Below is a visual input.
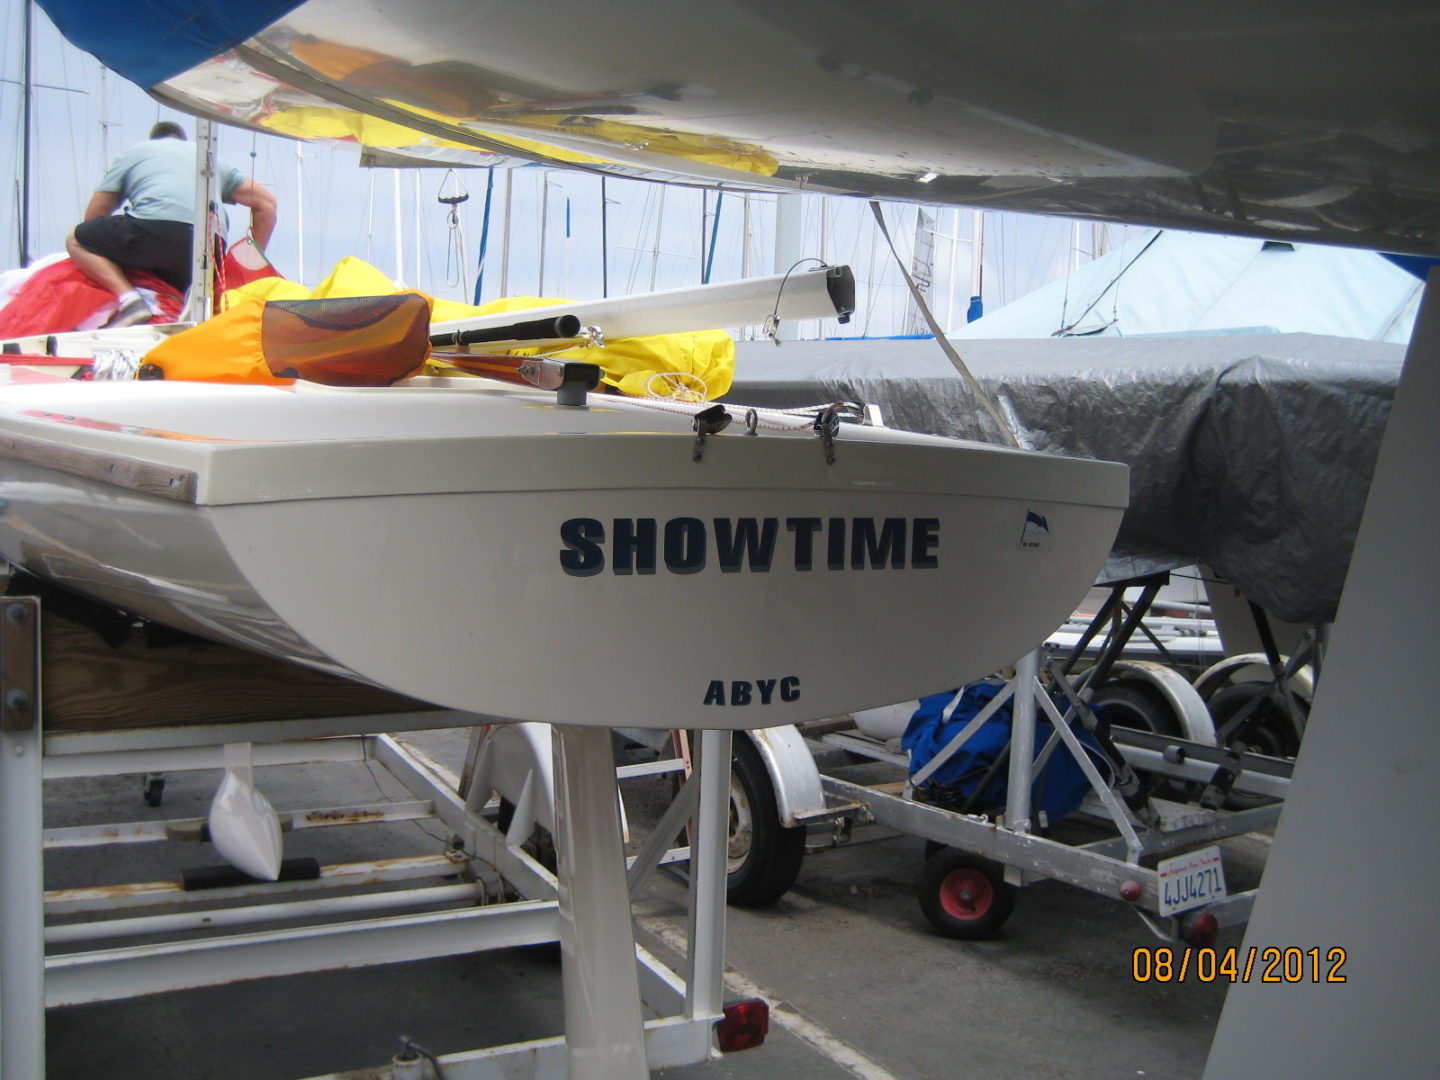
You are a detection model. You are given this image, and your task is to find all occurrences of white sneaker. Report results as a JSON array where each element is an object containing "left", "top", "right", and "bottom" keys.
[{"left": 105, "top": 297, "right": 153, "bottom": 328}]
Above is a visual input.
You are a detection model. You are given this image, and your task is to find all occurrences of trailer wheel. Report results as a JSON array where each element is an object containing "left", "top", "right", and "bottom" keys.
[
  {"left": 1207, "top": 682, "right": 1303, "bottom": 759},
  {"left": 1090, "top": 680, "right": 1186, "bottom": 797},
  {"left": 1090, "top": 680, "right": 1182, "bottom": 738},
  {"left": 918, "top": 849, "right": 1016, "bottom": 939},
  {"left": 725, "top": 734, "right": 806, "bottom": 907},
  {"left": 1207, "top": 682, "right": 1304, "bottom": 808}
]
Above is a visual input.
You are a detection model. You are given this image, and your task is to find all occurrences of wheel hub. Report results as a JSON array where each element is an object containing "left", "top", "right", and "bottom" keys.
[{"left": 940, "top": 868, "right": 993, "bottom": 919}]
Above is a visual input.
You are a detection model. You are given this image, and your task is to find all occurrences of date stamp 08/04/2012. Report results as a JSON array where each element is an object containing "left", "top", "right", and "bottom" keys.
[{"left": 1132, "top": 946, "right": 1348, "bottom": 984}]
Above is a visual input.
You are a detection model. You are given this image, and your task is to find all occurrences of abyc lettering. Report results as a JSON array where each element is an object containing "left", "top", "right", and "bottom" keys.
[{"left": 702, "top": 677, "right": 801, "bottom": 706}]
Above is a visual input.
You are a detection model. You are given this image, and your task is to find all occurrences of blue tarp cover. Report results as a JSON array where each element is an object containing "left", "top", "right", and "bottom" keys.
[{"left": 37, "top": 0, "right": 305, "bottom": 89}]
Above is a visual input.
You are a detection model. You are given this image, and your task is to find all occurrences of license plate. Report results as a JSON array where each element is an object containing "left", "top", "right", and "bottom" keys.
[{"left": 1157, "top": 845, "right": 1227, "bottom": 917}]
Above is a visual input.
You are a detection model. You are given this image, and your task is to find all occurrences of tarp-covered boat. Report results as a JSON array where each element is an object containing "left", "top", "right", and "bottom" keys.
[{"left": 724, "top": 332, "right": 1401, "bottom": 625}]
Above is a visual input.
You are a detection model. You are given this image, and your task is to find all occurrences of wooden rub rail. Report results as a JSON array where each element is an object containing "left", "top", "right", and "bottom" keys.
[
  {"left": 4, "top": 580, "right": 435, "bottom": 733},
  {"left": 0, "top": 431, "right": 198, "bottom": 503}
]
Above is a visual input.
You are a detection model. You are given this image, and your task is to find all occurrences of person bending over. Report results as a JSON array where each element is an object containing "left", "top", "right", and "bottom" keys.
[{"left": 66, "top": 121, "right": 277, "bottom": 327}]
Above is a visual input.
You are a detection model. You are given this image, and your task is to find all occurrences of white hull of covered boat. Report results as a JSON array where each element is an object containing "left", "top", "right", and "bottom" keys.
[{"left": 0, "top": 377, "right": 1126, "bottom": 728}]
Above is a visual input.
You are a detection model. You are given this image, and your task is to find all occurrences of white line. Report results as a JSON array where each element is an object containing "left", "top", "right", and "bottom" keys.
[{"left": 637, "top": 917, "right": 905, "bottom": 1080}]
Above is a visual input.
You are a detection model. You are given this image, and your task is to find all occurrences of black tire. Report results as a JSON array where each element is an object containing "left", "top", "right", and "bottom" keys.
[
  {"left": 918, "top": 849, "right": 1016, "bottom": 939},
  {"left": 1206, "top": 682, "right": 1303, "bottom": 758},
  {"left": 1090, "top": 680, "right": 1182, "bottom": 738},
  {"left": 1090, "top": 680, "right": 1187, "bottom": 799},
  {"left": 725, "top": 734, "right": 806, "bottom": 907},
  {"left": 1207, "top": 682, "right": 1304, "bottom": 808}
]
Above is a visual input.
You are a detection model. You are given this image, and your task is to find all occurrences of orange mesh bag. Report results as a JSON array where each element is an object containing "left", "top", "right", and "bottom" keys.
[
  {"left": 260, "top": 294, "right": 431, "bottom": 385},
  {"left": 143, "top": 294, "right": 432, "bottom": 386}
]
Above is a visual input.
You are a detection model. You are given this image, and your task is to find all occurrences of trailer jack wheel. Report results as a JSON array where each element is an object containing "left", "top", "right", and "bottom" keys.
[{"left": 919, "top": 849, "right": 1016, "bottom": 939}]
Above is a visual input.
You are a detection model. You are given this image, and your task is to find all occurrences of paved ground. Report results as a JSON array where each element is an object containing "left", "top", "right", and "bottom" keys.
[{"left": 35, "top": 727, "right": 1268, "bottom": 1080}]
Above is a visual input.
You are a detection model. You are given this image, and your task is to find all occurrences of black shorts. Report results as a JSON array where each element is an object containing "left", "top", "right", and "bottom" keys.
[{"left": 72, "top": 215, "right": 194, "bottom": 292}]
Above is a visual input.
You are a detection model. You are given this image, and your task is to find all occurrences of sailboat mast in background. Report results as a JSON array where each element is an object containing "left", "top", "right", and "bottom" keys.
[{"left": 18, "top": 0, "right": 33, "bottom": 267}]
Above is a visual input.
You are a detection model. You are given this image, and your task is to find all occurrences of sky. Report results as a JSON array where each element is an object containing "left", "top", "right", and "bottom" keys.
[{"left": 0, "top": 0, "right": 1119, "bottom": 338}]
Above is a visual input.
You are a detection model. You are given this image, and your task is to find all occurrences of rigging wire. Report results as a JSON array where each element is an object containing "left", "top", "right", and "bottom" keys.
[
  {"left": 1110, "top": 225, "right": 1133, "bottom": 327},
  {"left": 763, "top": 256, "right": 828, "bottom": 344},
  {"left": 1057, "top": 226, "right": 1076, "bottom": 336},
  {"left": 438, "top": 168, "right": 469, "bottom": 295},
  {"left": 364, "top": 168, "right": 375, "bottom": 265},
  {"left": 869, "top": 200, "right": 1020, "bottom": 448},
  {"left": 1055, "top": 228, "right": 1161, "bottom": 336}
]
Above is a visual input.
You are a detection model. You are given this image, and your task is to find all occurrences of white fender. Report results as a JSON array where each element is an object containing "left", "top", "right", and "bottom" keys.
[
  {"left": 470, "top": 723, "right": 557, "bottom": 835},
  {"left": 1193, "top": 653, "right": 1315, "bottom": 703},
  {"left": 208, "top": 742, "right": 284, "bottom": 881},
  {"left": 1101, "top": 660, "right": 1218, "bottom": 746},
  {"left": 852, "top": 700, "right": 919, "bottom": 741},
  {"left": 744, "top": 724, "right": 828, "bottom": 827}
]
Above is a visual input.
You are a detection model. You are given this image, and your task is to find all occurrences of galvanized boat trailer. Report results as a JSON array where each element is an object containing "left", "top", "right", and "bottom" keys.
[
  {"left": 0, "top": 590, "right": 749, "bottom": 1080},
  {"left": 801, "top": 576, "right": 1298, "bottom": 942},
  {"left": 815, "top": 645, "right": 1289, "bottom": 943},
  {"left": 577, "top": 574, "right": 1294, "bottom": 943}
]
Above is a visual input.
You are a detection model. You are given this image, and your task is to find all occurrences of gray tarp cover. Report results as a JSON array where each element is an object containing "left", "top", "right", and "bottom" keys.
[{"left": 723, "top": 333, "right": 1404, "bottom": 625}]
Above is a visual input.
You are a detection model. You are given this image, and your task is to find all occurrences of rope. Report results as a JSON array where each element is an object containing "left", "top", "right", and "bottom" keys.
[
  {"left": 643, "top": 371, "right": 708, "bottom": 403},
  {"left": 868, "top": 201, "right": 1020, "bottom": 448}
]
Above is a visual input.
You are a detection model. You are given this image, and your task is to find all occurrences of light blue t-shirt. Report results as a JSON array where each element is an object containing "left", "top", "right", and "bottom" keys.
[{"left": 97, "top": 138, "right": 248, "bottom": 223}]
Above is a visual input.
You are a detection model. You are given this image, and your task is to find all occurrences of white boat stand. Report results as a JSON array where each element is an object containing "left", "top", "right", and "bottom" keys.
[{"left": 0, "top": 594, "right": 743, "bottom": 1080}]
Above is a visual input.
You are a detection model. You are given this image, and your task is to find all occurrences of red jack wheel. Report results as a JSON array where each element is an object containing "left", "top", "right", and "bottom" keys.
[{"left": 918, "top": 850, "right": 1017, "bottom": 939}]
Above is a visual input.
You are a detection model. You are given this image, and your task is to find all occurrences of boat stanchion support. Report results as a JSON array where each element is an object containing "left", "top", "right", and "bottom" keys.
[
  {"left": 552, "top": 361, "right": 601, "bottom": 407},
  {"left": 0, "top": 593, "right": 43, "bottom": 1080},
  {"left": 551, "top": 724, "right": 650, "bottom": 1077}
]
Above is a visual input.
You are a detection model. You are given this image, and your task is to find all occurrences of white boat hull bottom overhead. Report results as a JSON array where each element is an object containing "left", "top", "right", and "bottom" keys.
[{"left": 0, "top": 378, "right": 1127, "bottom": 728}]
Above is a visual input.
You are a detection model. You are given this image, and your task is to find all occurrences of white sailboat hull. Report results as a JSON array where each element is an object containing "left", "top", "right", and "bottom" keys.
[{"left": 0, "top": 378, "right": 1126, "bottom": 728}]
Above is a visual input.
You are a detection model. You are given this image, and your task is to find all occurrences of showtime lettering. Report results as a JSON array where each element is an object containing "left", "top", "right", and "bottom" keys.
[{"left": 559, "top": 516, "right": 940, "bottom": 576}]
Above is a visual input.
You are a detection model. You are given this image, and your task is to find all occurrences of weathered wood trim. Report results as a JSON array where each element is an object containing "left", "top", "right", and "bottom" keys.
[
  {"left": 32, "top": 606, "right": 436, "bottom": 734},
  {"left": 0, "top": 431, "right": 197, "bottom": 502}
]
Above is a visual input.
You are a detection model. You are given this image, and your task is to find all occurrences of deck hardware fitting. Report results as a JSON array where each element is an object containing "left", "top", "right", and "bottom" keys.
[{"left": 691, "top": 404, "right": 732, "bottom": 461}]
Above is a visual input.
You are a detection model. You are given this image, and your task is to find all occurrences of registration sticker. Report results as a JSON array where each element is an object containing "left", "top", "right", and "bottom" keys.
[{"left": 1157, "top": 845, "right": 1227, "bottom": 917}]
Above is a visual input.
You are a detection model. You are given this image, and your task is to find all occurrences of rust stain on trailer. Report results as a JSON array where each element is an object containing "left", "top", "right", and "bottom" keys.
[
  {"left": 58, "top": 881, "right": 173, "bottom": 901},
  {"left": 303, "top": 808, "right": 387, "bottom": 825}
]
